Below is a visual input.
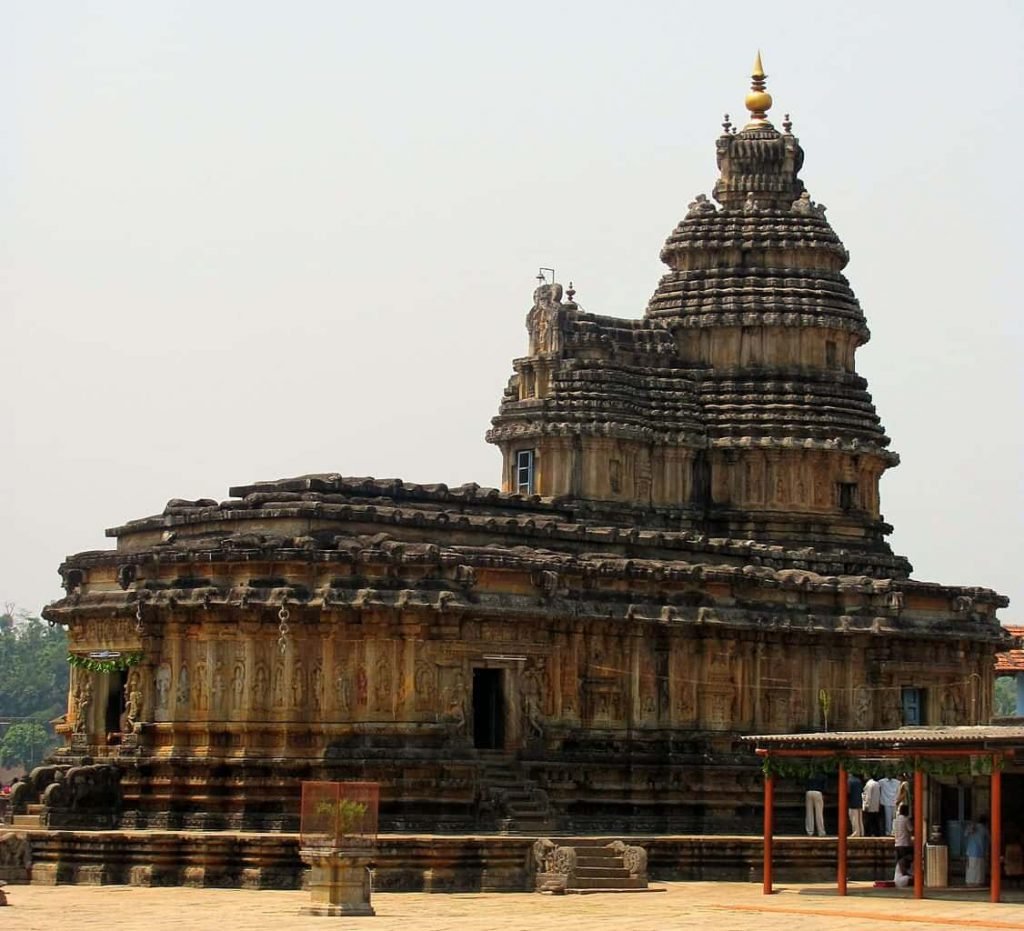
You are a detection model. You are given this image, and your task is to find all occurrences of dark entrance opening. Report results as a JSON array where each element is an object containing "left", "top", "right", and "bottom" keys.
[
  {"left": 105, "top": 670, "right": 128, "bottom": 738},
  {"left": 472, "top": 668, "right": 505, "bottom": 750}
]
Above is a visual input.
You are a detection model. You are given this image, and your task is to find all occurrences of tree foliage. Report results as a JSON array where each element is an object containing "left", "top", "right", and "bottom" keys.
[
  {"left": 0, "top": 608, "right": 69, "bottom": 767},
  {"left": 0, "top": 722, "right": 49, "bottom": 768},
  {"left": 994, "top": 676, "right": 1016, "bottom": 718}
]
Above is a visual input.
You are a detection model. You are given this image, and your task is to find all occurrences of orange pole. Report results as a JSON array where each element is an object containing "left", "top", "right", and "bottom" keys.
[
  {"left": 913, "top": 767, "right": 925, "bottom": 899},
  {"left": 837, "top": 763, "right": 848, "bottom": 896},
  {"left": 991, "top": 760, "right": 1002, "bottom": 904},
  {"left": 763, "top": 768, "right": 774, "bottom": 894}
]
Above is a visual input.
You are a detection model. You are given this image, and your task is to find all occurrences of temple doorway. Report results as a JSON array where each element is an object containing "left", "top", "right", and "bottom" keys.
[
  {"left": 104, "top": 670, "right": 127, "bottom": 739},
  {"left": 472, "top": 668, "right": 505, "bottom": 750}
]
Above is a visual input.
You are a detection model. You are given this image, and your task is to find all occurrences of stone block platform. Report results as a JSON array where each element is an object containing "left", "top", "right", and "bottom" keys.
[{"left": 10, "top": 831, "right": 895, "bottom": 891}]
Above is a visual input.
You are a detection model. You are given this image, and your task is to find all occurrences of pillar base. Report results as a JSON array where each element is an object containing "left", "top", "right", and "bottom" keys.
[{"left": 299, "top": 846, "right": 375, "bottom": 918}]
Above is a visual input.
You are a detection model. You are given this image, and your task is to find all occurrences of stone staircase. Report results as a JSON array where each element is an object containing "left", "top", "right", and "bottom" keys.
[
  {"left": 534, "top": 840, "right": 658, "bottom": 894},
  {"left": 477, "top": 752, "right": 554, "bottom": 834},
  {"left": 10, "top": 805, "right": 43, "bottom": 830}
]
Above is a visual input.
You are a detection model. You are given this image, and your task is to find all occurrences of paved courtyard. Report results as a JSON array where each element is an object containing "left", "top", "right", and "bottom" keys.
[{"left": 3, "top": 881, "right": 1024, "bottom": 931}]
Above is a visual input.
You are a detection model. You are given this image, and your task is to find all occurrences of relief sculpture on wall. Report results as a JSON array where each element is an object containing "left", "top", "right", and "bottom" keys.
[
  {"left": 414, "top": 658, "right": 437, "bottom": 712},
  {"left": 230, "top": 663, "right": 245, "bottom": 712},
  {"left": 521, "top": 661, "right": 546, "bottom": 741},
  {"left": 334, "top": 663, "right": 352, "bottom": 712},
  {"left": 155, "top": 663, "right": 171, "bottom": 717},
  {"left": 252, "top": 662, "right": 269, "bottom": 711},
  {"left": 176, "top": 664, "right": 190, "bottom": 710}
]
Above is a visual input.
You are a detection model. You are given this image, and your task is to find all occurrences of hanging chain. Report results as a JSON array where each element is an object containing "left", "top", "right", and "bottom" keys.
[
  {"left": 135, "top": 601, "right": 145, "bottom": 636},
  {"left": 277, "top": 606, "right": 290, "bottom": 654}
]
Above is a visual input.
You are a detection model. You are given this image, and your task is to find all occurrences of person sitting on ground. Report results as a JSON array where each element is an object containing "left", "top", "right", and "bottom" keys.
[
  {"left": 893, "top": 803, "right": 913, "bottom": 864},
  {"left": 894, "top": 854, "right": 913, "bottom": 888}
]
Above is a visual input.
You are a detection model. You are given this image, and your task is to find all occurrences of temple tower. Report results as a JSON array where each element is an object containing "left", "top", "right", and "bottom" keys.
[{"left": 488, "top": 55, "right": 898, "bottom": 558}]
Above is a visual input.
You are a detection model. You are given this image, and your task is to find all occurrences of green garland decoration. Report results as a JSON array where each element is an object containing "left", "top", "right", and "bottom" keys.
[
  {"left": 762, "top": 753, "right": 1003, "bottom": 781},
  {"left": 67, "top": 652, "right": 144, "bottom": 674}
]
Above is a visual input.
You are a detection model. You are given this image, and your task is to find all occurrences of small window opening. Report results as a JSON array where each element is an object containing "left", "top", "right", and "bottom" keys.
[
  {"left": 825, "top": 340, "right": 838, "bottom": 369},
  {"left": 837, "top": 482, "right": 859, "bottom": 511},
  {"left": 609, "top": 459, "right": 622, "bottom": 494},
  {"left": 515, "top": 450, "right": 535, "bottom": 495}
]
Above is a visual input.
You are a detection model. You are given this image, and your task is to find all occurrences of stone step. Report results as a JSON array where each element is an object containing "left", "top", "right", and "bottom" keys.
[
  {"left": 575, "top": 866, "right": 631, "bottom": 878},
  {"left": 27, "top": 804, "right": 45, "bottom": 815},
  {"left": 567, "top": 876, "right": 647, "bottom": 890},
  {"left": 12, "top": 814, "right": 41, "bottom": 828},
  {"left": 573, "top": 848, "right": 619, "bottom": 859}
]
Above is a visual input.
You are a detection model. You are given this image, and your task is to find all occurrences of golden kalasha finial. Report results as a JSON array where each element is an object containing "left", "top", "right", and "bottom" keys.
[{"left": 744, "top": 50, "right": 773, "bottom": 128}]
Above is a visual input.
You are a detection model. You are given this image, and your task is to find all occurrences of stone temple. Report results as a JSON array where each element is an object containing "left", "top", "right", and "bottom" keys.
[{"left": 41, "top": 59, "right": 1009, "bottom": 836}]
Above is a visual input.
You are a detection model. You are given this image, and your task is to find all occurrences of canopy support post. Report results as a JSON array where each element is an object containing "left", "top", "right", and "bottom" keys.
[
  {"left": 837, "top": 763, "right": 848, "bottom": 896},
  {"left": 991, "top": 758, "right": 1002, "bottom": 904},
  {"left": 763, "top": 762, "right": 774, "bottom": 895},
  {"left": 913, "top": 766, "right": 925, "bottom": 899}
]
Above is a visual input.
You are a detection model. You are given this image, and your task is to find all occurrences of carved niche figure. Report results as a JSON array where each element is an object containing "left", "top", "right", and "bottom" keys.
[
  {"left": 252, "top": 662, "right": 269, "bottom": 711},
  {"left": 356, "top": 666, "right": 368, "bottom": 707},
  {"left": 230, "top": 663, "right": 245, "bottom": 712},
  {"left": 414, "top": 659, "right": 437, "bottom": 711},
  {"left": 941, "top": 686, "right": 966, "bottom": 725},
  {"left": 125, "top": 669, "right": 144, "bottom": 723},
  {"left": 73, "top": 676, "right": 93, "bottom": 734},
  {"left": 193, "top": 661, "right": 208, "bottom": 712},
  {"left": 634, "top": 456, "right": 653, "bottom": 502},
  {"left": 272, "top": 660, "right": 285, "bottom": 708},
  {"left": 521, "top": 662, "right": 546, "bottom": 741},
  {"left": 526, "top": 282, "right": 564, "bottom": 356},
  {"left": 291, "top": 661, "right": 305, "bottom": 708},
  {"left": 853, "top": 685, "right": 872, "bottom": 729},
  {"left": 212, "top": 663, "right": 226, "bottom": 714},
  {"left": 125, "top": 689, "right": 143, "bottom": 731},
  {"left": 155, "top": 663, "right": 171, "bottom": 713},
  {"left": 311, "top": 664, "right": 323, "bottom": 712},
  {"left": 335, "top": 664, "right": 352, "bottom": 712},
  {"left": 176, "top": 664, "right": 190, "bottom": 709},
  {"left": 441, "top": 669, "right": 467, "bottom": 736},
  {"left": 373, "top": 656, "right": 392, "bottom": 711}
]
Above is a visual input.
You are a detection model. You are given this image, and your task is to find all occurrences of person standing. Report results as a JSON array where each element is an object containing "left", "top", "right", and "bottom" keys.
[
  {"left": 893, "top": 803, "right": 914, "bottom": 865},
  {"left": 878, "top": 774, "right": 900, "bottom": 835},
  {"left": 805, "top": 772, "right": 827, "bottom": 837},
  {"left": 965, "top": 816, "right": 990, "bottom": 886},
  {"left": 847, "top": 772, "right": 864, "bottom": 837},
  {"left": 863, "top": 775, "right": 882, "bottom": 837}
]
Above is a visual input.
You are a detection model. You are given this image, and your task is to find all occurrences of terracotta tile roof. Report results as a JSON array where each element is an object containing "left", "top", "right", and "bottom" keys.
[
  {"left": 995, "top": 626, "right": 1024, "bottom": 674},
  {"left": 742, "top": 725, "right": 1024, "bottom": 751}
]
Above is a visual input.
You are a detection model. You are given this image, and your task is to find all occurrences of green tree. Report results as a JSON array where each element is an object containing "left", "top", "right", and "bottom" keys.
[
  {"left": 0, "top": 612, "right": 69, "bottom": 722},
  {"left": 994, "top": 676, "right": 1017, "bottom": 718},
  {"left": 0, "top": 722, "right": 49, "bottom": 769}
]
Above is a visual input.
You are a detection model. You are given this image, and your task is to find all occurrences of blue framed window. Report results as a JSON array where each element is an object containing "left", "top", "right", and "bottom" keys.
[{"left": 901, "top": 687, "right": 925, "bottom": 726}]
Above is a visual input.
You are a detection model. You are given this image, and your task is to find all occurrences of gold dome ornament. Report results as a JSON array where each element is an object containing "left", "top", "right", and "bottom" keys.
[{"left": 743, "top": 50, "right": 774, "bottom": 130}]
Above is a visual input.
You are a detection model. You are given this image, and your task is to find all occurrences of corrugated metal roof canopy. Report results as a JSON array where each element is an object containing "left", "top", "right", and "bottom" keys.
[{"left": 743, "top": 725, "right": 1024, "bottom": 753}]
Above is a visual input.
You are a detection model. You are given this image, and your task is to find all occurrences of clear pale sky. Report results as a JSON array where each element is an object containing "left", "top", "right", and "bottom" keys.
[{"left": 3, "top": 2, "right": 1022, "bottom": 619}]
